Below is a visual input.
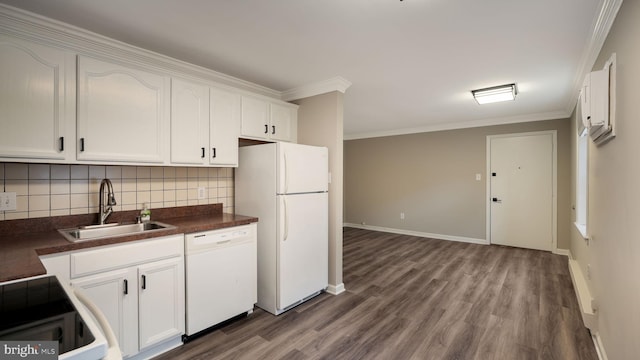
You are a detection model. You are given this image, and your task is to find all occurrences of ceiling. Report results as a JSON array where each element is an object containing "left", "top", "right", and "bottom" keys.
[{"left": 0, "top": 0, "right": 607, "bottom": 139}]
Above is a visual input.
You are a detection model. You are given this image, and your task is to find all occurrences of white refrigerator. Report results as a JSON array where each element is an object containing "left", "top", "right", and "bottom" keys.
[{"left": 235, "top": 142, "right": 329, "bottom": 315}]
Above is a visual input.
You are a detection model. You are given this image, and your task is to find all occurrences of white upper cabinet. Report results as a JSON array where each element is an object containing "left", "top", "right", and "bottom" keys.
[
  {"left": 270, "top": 103, "right": 297, "bottom": 142},
  {"left": 210, "top": 87, "right": 241, "bottom": 166},
  {"left": 0, "top": 35, "right": 75, "bottom": 162},
  {"left": 1, "top": 11, "right": 298, "bottom": 165},
  {"left": 170, "top": 82, "right": 240, "bottom": 167},
  {"left": 170, "top": 78, "right": 210, "bottom": 165},
  {"left": 241, "top": 96, "right": 297, "bottom": 143},
  {"left": 77, "top": 56, "right": 170, "bottom": 164},
  {"left": 240, "top": 96, "right": 270, "bottom": 139}
]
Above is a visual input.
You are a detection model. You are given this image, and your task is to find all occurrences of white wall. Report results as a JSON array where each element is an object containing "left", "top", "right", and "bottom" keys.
[
  {"left": 294, "top": 91, "right": 345, "bottom": 293},
  {"left": 345, "top": 119, "right": 572, "bottom": 248},
  {"left": 570, "top": 0, "right": 640, "bottom": 358}
]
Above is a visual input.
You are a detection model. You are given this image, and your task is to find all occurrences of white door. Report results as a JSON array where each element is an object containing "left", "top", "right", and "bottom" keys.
[
  {"left": 138, "top": 257, "right": 185, "bottom": 351},
  {"left": 277, "top": 192, "right": 328, "bottom": 310},
  {"left": 277, "top": 143, "right": 328, "bottom": 194},
  {"left": 489, "top": 132, "right": 554, "bottom": 251}
]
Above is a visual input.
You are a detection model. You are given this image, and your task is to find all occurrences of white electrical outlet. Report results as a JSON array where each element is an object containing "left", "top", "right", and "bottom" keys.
[
  {"left": 400, "top": 212, "right": 405, "bottom": 220},
  {"left": 0, "top": 192, "right": 17, "bottom": 211},
  {"left": 475, "top": 173, "right": 482, "bottom": 181},
  {"left": 197, "top": 187, "right": 206, "bottom": 200}
]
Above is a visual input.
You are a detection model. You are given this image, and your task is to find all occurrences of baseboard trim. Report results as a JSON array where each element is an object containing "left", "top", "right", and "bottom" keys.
[
  {"left": 592, "top": 331, "right": 609, "bottom": 360},
  {"left": 343, "top": 223, "right": 488, "bottom": 245},
  {"left": 553, "top": 248, "right": 570, "bottom": 256},
  {"left": 326, "top": 283, "right": 345, "bottom": 295},
  {"left": 568, "top": 259, "right": 598, "bottom": 331}
]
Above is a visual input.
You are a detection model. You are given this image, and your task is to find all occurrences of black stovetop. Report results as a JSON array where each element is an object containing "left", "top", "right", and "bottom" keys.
[{"left": 0, "top": 275, "right": 95, "bottom": 354}]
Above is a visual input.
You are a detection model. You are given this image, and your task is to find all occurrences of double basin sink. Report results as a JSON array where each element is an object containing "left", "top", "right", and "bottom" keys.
[{"left": 58, "top": 221, "right": 176, "bottom": 243}]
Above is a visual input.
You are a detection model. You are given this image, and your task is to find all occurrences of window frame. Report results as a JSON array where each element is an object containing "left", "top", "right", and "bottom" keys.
[{"left": 575, "top": 126, "right": 589, "bottom": 239}]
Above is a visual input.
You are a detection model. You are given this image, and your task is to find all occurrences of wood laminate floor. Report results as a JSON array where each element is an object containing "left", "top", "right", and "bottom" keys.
[{"left": 155, "top": 228, "right": 598, "bottom": 360}]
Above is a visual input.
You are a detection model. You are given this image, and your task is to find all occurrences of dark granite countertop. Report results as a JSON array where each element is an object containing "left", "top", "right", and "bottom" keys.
[{"left": 0, "top": 204, "right": 258, "bottom": 282}]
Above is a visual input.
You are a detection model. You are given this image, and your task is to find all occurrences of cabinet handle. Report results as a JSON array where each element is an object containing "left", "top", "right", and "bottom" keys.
[
  {"left": 80, "top": 138, "right": 85, "bottom": 152},
  {"left": 272, "top": 125, "right": 276, "bottom": 135},
  {"left": 59, "top": 137, "right": 64, "bottom": 152},
  {"left": 201, "top": 147, "right": 205, "bottom": 158},
  {"left": 264, "top": 124, "right": 268, "bottom": 134},
  {"left": 56, "top": 326, "right": 64, "bottom": 341},
  {"left": 141, "top": 275, "right": 146, "bottom": 290},
  {"left": 212, "top": 147, "right": 217, "bottom": 158},
  {"left": 123, "top": 279, "right": 128, "bottom": 295}
]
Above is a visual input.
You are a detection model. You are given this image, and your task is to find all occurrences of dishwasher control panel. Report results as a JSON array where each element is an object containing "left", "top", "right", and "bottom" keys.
[{"left": 185, "top": 224, "right": 255, "bottom": 253}]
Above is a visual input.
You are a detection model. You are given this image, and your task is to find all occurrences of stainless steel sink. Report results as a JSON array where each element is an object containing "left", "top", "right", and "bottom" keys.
[{"left": 58, "top": 221, "right": 176, "bottom": 243}]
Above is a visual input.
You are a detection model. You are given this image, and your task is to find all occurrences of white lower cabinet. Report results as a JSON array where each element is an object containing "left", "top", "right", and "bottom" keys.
[
  {"left": 69, "top": 235, "right": 185, "bottom": 359},
  {"left": 72, "top": 268, "right": 138, "bottom": 357},
  {"left": 137, "top": 258, "right": 185, "bottom": 351}
]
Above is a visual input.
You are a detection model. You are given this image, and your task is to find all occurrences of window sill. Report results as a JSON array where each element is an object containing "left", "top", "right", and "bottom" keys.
[{"left": 574, "top": 222, "right": 589, "bottom": 240}]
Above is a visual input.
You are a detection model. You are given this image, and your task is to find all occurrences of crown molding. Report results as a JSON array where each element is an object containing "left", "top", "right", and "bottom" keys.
[
  {"left": 0, "top": 3, "right": 282, "bottom": 99},
  {"left": 282, "top": 76, "right": 352, "bottom": 101},
  {"left": 565, "top": 0, "right": 623, "bottom": 114},
  {"left": 344, "top": 110, "right": 570, "bottom": 140}
]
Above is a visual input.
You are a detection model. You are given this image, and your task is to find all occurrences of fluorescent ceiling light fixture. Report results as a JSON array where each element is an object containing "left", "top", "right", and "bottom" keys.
[{"left": 472, "top": 83, "right": 517, "bottom": 104}]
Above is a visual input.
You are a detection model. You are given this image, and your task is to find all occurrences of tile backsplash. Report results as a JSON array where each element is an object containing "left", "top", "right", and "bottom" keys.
[{"left": 0, "top": 163, "right": 234, "bottom": 221}]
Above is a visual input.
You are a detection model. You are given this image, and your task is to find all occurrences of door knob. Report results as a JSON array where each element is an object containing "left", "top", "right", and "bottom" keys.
[{"left": 492, "top": 197, "right": 502, "bottom": 203}]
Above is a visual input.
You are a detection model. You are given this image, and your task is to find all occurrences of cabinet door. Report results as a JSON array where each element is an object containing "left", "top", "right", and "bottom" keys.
[
  {"left": 77, "top": 56, "right": 169, "bottom": 163},
  {"left": 0, "top": 35, "right": 75, "bottom": 161},
  {"left": 210, "top": 87, "right": 240, "bottom": 166},
  {"left": 171, "top": 78, "right": 209, "bottom": 165},
  {"left": 240, "top": 96, "right": 269, "bottom": 139},
  {"left": 138, "top": 257, "right": 185, "bottom": 351},
  {"left": 270, "top": 104, "right": 297, "bottom": 142},
  {"left": 71, "top": 268, "right": 138, "bottom": 357}
]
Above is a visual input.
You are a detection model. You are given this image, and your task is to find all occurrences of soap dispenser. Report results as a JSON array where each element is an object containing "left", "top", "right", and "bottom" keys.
[{"left": 140, "top": 203, "right": 151, "bottom": 222}]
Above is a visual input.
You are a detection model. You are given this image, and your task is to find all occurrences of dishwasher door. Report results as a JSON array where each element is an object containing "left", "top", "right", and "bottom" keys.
[{"left": 184, "top": 224, "right": 257, "bottom": 336}]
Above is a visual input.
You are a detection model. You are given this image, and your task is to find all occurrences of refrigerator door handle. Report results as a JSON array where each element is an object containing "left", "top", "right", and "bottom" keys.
[{"left": 283, "top": 197, "right": 289, "bottom": 241}]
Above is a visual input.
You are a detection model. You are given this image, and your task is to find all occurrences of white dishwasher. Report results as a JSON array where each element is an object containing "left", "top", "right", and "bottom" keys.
[{"left": 184, "top": 223, "right": 257, "bottom": 337}]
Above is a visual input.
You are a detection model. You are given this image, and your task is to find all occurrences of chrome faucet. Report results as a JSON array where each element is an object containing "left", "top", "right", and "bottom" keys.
[{"left": 98, "top": 178, "right": 117, "bottom": 225}]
